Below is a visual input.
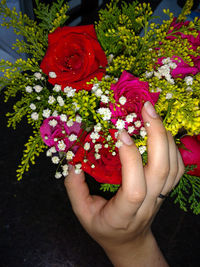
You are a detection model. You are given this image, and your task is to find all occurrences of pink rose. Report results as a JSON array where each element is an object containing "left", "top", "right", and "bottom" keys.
[
  {"left": 157, "top": 56, "right": 199, "bottom": 79},
  {"left": 109, "top": 71, "right": 159, "bottom": 134},
  {"left": 166, "top": 18, "right": 200, "bottom": 76},
  {"left": 179, "top": 135, "right": 200, "bottom": 177},
  {"left": 40, "top": 116, "right": 82, "bottom": 152}
]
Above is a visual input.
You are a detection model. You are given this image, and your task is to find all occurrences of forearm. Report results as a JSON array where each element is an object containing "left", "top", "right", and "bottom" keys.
[{"left": 103, "top": 232, "right": 169, "bottom": 267}]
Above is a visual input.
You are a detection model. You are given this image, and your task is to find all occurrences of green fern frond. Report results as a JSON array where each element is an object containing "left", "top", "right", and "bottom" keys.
[
  {"left": 16, "top": 131, "right": 47, "bottom": 181},
  {"left": 100, "top": 183, "right": 120, "bottom": 193}
]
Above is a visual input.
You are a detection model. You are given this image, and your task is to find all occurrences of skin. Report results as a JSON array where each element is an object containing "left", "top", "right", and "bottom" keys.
[{"left": 64, "top": 101, "right": 185, "bottom": 267}]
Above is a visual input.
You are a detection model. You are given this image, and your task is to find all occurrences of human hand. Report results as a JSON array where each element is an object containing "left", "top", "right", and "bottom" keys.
[{"left": 64, "top": 101, "right": 184, "bottom": 267}]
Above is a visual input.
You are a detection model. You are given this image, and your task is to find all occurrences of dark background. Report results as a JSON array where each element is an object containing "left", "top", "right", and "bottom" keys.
[{"left": 0, "top": 0, "right": 200, "bottom": 266}]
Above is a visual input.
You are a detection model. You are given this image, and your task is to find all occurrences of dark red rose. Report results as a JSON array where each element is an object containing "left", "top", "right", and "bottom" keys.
[
  {"left": 40, "top": 25, "right": 107, "bottom": 91},
  {"left": 70, "top": 129, "right": 122, "bottom": 184},
  {"left": 179, "top": 135, "right": 200, "bottom": 177}
]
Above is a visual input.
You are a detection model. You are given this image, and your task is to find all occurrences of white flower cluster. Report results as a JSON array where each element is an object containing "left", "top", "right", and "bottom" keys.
[
  {"left": 64, "top": 86, "right": 76, "bottom": 97},
  {"left": 97, "top": 107, "right": 112, "bottom": 121},
  {"left": 151, "top": 57, "right": 177, "bottom": 85}
]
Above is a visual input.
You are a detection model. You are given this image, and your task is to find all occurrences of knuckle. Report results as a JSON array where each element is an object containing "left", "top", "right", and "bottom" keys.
[{"left": 127, "top": 190, "right": 146, "bottom": 204}]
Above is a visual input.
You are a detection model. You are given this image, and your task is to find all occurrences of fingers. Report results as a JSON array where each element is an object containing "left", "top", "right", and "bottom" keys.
[
  {"left": 158, "top": 132, "right": 178, "bottom": 196},
  {"left": 64, "top": 166, "right": 92, "bottom": 222},
  {"left": 142, "top": 101, "right": 170, "bottom": 199},
  {"left": 104, "top": 130, "right": 146, "bottom": 223}
]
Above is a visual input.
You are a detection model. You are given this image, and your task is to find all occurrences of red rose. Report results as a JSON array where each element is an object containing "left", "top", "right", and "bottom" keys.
[
  {"left": 40, "top": 25, "right": 107, "bottom": 91},
  {"left": 179, "top": 135, "right": 200, "bottom": 177},
  {"left": 71, "top": 129, "right": 122, "bottom": 184}
]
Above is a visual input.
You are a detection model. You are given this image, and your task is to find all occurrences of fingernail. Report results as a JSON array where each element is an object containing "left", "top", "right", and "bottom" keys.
[
  {"left": 68, "top": 164, "right": 73, "bottom": 171},
  {"left": 144, "top": 101, "right": 158, "bottom": 118},
  {"left": 119, "top": 130, "right": 133, "bottom": 146}
]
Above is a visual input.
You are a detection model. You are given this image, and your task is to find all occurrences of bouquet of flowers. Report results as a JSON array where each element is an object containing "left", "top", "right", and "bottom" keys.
[{"left": 0, "top": 0, "right": 200, "bottom": 214}]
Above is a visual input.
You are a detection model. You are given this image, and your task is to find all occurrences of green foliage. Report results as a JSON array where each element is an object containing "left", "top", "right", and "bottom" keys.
[
  {"left": 95, "top": 0, "right": 153, "bottom": 55},
  {"left": 16, "top": 131, "right": 47, "bottom": 181},
  {"left": 34, "top": 0, "right": 69, "bottom": 33},
  {"left": 171, "top": 166, "right": 200, "bottom": 214},
  {"left": 100, "top": 183, "right": 120, "bottom": 193}
]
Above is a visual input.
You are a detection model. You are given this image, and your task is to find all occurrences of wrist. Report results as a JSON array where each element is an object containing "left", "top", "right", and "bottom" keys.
[{"left": 102, "top": 231, "right": 168, "bottom": 267}]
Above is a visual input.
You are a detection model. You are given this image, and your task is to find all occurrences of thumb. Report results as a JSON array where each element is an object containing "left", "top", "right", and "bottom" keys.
[{"left": 64, "top": 166, "right": 92, "bottom": 218}]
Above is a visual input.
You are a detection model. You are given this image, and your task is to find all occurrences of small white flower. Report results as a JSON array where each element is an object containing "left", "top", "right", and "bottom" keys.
[
  {"left": 186, "top": 86, "right": 193, "bottom": 92},
  {"left": 67, "top": 120, "right": 74, "bottom": 127},
  {"left": 25, "top": 86, "right": 33, "bottom": 93},
  {"left": 104, "top": 144, "right": 109, "bottom": 148},
  {"left": 126, "top": 113, "right": 136, "bottom": 123},
  {"left": 62, "top": 164, "right": 69, "bottom": 172},
  {"left": 50, "top": 146, "right": 56, "bottom": 153},
  {"left": 57, "top": 96, "right": 64, "bottom": 107},
  {"left": 101, "top": 95, "right": 109, "bottom": 103},
  {"left": 36, "top": 96, "right": 41, "bottom": 100},
  {"left": 90, "top": 132, "right": 100, "bottom": 140},
  {"left": 145, "top": 122, "right": 150, "bottom": 127},
  {"left": 83, "top": 159, "right": 88, "bottom": 163},
  {"left": 119, "top": 96, "right": 127, "bottom": 105},
  {"left": 95, "top": 153, "right": 101, "bottom": 160},
  {"left": 91, "top": 164, "right": 95, "bottom": 169},
  {"left": 73, "top": 102, "right": 80, "bottom": 111},
  {"left": 84, "top": 142, "right": 90, "bottom": 151},
  {"left": 166, "top": 93, "right": 173, "bottom": 99},
  {"left": 104, "top": 75, "right": 110, "bottom": 80},
  {"left": 108, "top": 54, "right": 114, "bottom": 64},
  {"left": 75, "top": 115, "right": 82, "bottom": 123},
  {"left": 168, "top": 62, "right": 177, "bottom": 69},
  {"left": 66, "top": 151, "right": 75, "bottom": 160},
  {"left": 116, "top": 119, "right": 125, "bottom": 130},
  {"left": 57, "top": 140, "right": 66, "bottom": 151},
  {"left": 34, "top": 85, "right": 43, "bottom": 93},
  {"left": 128, "top": 126, "right": 135, "bottom": 134},
  {"left": 184, "top": 76, "right": 193, "bottom": 85},
  {"left": 52, "top": 110, "right": 58, "bottom": 116},
  {"left": 94, "top": 144, "right": 102, "bottom": 151},
  {"left": 115, "top": 140, "right": 123, "bottom": 148},
  {"left": 156, "top": 87, "right": 162, "bottom": 92},
  {"left": 34, "top": 72, "right": 42, "bottom": 80},
  {"left": 53, "top": 84, "right": 61, "bottom": 92},
  {"left": 55, "top": 172, "right": 62, "bottom": 179},
  {"left": 95, "top": 89, "right": 103, "bottom": 97},
  {"left": 46, "top": 149, "right": 52, "bottom": 157},
  {"left": 166, "top": 75, "right": 175, "bottom": 85},
  {"left": 60, "top": 114, "right": 67, "bottom": 122},
  {"left": 91, "top": 83, "right": 100, "bottom": 91},
  {"left": 162, "top": 57, "right": 171, "bottom": 65},
  {"left": 145, "top": 71, "right": 153, "bottom": 78},
  {"left": 31, "top": 112, "right": 39, "bottom": 120},
  {"left": 64, "top": 87, "right": 76, "bottom": 97},
  {"left": 134, "top": 120, "right": 141, "bottom": 128},
  {"left": 48, "top": 119, "right": 58, "bottom": 127},
  {"left": 48, "top": 96, "right": 56, "bottom": 105},
  {"left": 106, "top": 135, "right": 112, "bottom": 141},
  {"left": 75, "top": 163, "right": 82, "bottom": 169},
  {"left": 97, "top": 108, "right": 112, "bottom": 121},
  {"left": 154, "top": 71, "right": 162, "bottom": 79},
  {"left": 112, "top": 151, "right": 116, "bottom": 156},
  {"left": 30, "top": 103, "right": 36, "bottom": 110},
  {"left": 139, "top": 146, "right": 146, "bottom": 154},
  {"left": 49, "top": 71, "right": 57, "bottom": 78},
  {"left": 62, "top": 170, "right": 69, "bottom": 177},
  {"left": 42, "top": 109, "right": 51, "bottom": 118},
  {"left": 52, "top": 156, "right": 60, "bottom": 164},
  {"left": 140, "top": 127, "right": 147, "bottom": 138},
  {"left": 94, "top": 123, "right": 102, "bottom": 132},
  {"left": 69, "top": 134, "right": 77, "bottom": 142}
]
